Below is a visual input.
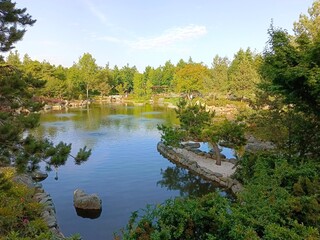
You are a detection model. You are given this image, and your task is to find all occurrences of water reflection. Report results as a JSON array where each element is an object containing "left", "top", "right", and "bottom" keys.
[
  {"left": 158, "top": 165, "right": 221, "bottom": 197},
  {"left": 75, "top": 208, "right": 102, "bottom": 219},
  {"left": 30, "top": 103, "right": 212, "bottom": 239},
  {"left": 37, "top": 104, "right": 177, "bottom": 136}
]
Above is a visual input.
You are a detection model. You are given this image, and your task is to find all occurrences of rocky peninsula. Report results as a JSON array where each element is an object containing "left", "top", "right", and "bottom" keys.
[{"left": 157, "top": 142, "right": 243, "bottom": 195}]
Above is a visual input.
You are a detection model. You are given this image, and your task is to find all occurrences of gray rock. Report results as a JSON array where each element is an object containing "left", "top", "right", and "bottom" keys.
[
  {"left": 182, "top": 142, "right": 200, "bottom": 149},
  {"left": 198, "top": 151, "right": 206, "bottom": 156},
  {"left": 213, "top": 172, "right": 223, "bottom": 177},
  {"left": 245, "top": 136, "right": 275, "bottom": 152},
  {"left": 31, "top": 171, "right": 48, "bottom": 181},
  {"left": 191, "top": 149, "right": 202, "bottom": 154},
  {"left": 73, "top": 189, "right": 102, "bottom": 210},
  {"left": 34, "top": 182, "right": 43, "bottom": 189},
  {"left": 12, "top": 174, "right": 35, "bottom": 188},
  {"left": 231, "top": 183, "right": 243, "bottom": 194},
  {"left": 39, "top": 196, "right": 53, "bottom": 204},
  {"left": 44, "top": 214, "right": 57, "bottom": 228},
  {"left": 34, "top": 193, "right": 48, "bottom": 202}
]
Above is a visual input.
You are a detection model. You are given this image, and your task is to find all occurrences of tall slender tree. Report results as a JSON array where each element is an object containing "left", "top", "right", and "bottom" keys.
[{"left": 76, "top": 53, "right": 98, "bottom": 99}]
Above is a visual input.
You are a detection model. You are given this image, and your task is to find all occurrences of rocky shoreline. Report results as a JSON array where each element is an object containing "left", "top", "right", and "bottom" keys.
[
  {"left": 13, "top": 173, "right": 65, "bottom": 239},
  {"left": 157, "top": 142, "right": 243, "bottom": 195}
]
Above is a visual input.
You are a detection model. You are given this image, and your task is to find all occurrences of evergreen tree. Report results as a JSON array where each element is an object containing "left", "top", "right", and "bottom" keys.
[
  {"left": 228, "top": 48, "right": 260, "bottom": 100},
  {"left": 0, "top": 1, "right": 91, "bottom": 173},
  {"left": 210, "top": 55, "right": 230, "bottom": 97},
  {"left": 0, "top": 0, "right": 36, "bottom": 52}
]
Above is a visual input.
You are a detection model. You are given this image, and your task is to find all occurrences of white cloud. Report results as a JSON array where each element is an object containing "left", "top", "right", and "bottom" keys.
[
  {"left": 83, "top": 0, "right": 109, "bottom": 26},
  {"left": 130, "top": 24, "right": 207, "bottom": 50}
]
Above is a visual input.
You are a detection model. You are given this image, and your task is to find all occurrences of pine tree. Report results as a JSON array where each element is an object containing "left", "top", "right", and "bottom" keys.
[
  {"left": 0, "top": 0, "right": 36, "bottom": 52},
  {"left": 0, "top": 1, "right": 91, "bottom": 173}
]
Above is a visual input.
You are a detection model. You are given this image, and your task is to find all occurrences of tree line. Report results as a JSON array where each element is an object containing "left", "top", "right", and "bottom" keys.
[{"left": 4, "top": 48, "right": 261, "bottom": 101}]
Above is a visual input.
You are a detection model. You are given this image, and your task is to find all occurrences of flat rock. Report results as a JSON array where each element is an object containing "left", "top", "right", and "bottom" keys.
[{"left": 182, "top": 142, "right": 201, "bottom": 149}]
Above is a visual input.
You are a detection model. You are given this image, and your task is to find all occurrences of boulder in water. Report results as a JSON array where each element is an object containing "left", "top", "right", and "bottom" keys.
[{"left": 73, "top": 189, "right": 102, "bottom": 210}]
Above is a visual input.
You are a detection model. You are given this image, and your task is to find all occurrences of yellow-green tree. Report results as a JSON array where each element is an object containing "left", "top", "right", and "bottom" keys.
[
  {"left": 76, "top": 53, "right": 98, "bottom": 99},
  {"left": 173, "top": 63, "right": 210, "bottom": 99},
  {"left": 294, "top": 0, "right": 320, "bottom": 42}
]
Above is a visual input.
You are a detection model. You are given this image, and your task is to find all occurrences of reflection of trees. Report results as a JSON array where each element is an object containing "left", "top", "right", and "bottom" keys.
[
  {"left": 158, "top": 166, "right": 221, "bottom": 197},
  {"left": 32, "top": 104, "right": 177, "bottom": 150}
]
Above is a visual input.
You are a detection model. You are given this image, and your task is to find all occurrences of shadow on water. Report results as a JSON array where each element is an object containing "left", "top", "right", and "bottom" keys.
[
  {"left": 158, "top": 165, "right": 230, "bottom": 198},
  {"left": 75, "top": 208, "right": 102, "bottom": 219}
]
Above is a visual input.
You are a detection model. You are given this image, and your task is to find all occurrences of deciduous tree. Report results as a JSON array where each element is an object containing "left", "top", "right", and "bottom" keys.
[
  {"left": 173, "top": 63, "right": 210, "bottom": 99},
  {"left": 76, "top": 53, "right": 98, "bottom": 99}
]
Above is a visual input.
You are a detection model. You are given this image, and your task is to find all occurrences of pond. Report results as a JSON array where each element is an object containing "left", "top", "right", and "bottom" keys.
[{"left": 32, "top": 103, "right": 227, "bottom": 239}]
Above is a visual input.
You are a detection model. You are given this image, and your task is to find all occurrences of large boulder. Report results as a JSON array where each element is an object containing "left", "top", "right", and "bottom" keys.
[{"left": 73, "top": 189, "right": 102, "bottom": 210}]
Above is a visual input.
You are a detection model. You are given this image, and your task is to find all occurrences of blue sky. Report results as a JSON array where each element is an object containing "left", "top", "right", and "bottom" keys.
[{"left": 12, "top": 0, "right": 314, "bottom": 71}]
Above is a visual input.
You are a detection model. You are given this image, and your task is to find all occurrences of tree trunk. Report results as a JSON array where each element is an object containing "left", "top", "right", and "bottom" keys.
[
  {"left": 212, "top": 142, "right": 221, "bottom": 165},
  {"left": 86, "top": 85, "right": 89, "bottom": 100}
]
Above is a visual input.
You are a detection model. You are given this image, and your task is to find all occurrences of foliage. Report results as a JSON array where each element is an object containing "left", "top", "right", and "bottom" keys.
[
  {"left": 209, "top": 55, "right": 230, "bottom": 97},
  {"left": 119, "top": 152, "right": 320, "bottom": 240},
  {"left": 293, "top": 0, "right": 320, "bottom": 42},
  {"left": 215, "top": 120, "right": 247, "bottom": 150},
  {"left": 0, "top": 169, "right": 83, "bottom": 240},
  {"left": 175, "top": 99, "right": 214, "bottom": 139},
  {"left": 228, "top": 48, "right": 261, "bottom": 100},
  {"left": 157, "top": 124, "right": 185, "bottom": 147},
  {"left": 173, "top": 63, "right": 210, "bottom": 99},
  {"left": 118, "top": 192, "right": 231, "bottom": 240},
  {"left": 0, "top": 2, "right": 91, "bottom": 176},
  {"left": 261, "top": 24, "right": 320, "bottom": 116},
  {"left": 120, "top": 2, "right": 320, "bottom": 239},
  {"left": 158, "top": 98, "right": 246, "bottom": 165},
  {"left": 0, "top": 0, "right": 36, "bottom": 52},
  {"left": 75, "top": 53, "right": 99, "bottom": 99},
  {"left": 0, "top": 169, "right": 49, "bottom": 239}
]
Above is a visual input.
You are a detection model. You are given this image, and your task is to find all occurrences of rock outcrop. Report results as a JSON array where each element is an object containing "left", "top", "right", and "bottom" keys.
[{"left": 13, "top": 173, "right": 64, "bottom": 239}]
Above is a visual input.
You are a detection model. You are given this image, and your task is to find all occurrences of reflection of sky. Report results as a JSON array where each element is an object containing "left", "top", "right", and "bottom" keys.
[{"left": 199, "top": 142, "right": 235, "bottom": 159}]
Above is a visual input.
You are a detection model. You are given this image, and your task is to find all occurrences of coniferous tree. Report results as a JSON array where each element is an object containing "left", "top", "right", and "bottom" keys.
[
  {"left": 0, "top": 1, "right": 91, "bottom": 172},
  {"left": 0, "top": 0, "right": 36, "bottom": 52}
]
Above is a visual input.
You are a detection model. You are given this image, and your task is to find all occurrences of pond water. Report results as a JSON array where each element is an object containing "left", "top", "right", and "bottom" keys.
[{"left": 32, "top": 103, "right": 226, "bottom": 239}]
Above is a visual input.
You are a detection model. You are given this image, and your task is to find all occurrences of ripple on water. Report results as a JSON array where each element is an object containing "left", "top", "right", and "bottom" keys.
[
  {"left": 106, "top": 114, "right": 133, "bottom": 120},
  {"left": 137, "top": 117, "right": 164, "bottom": 123},
  {"left": 87, "top": 132, "right": 108, "bottom": 137},
  {"left": 54, "top": 113, "right": 77, "bottom": 118},
  {"left": 43, "top": 121, "right": 72, "bottom": 127},
  {"left": 141, "top": 111, "right": 162, "bottom": 115}
]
